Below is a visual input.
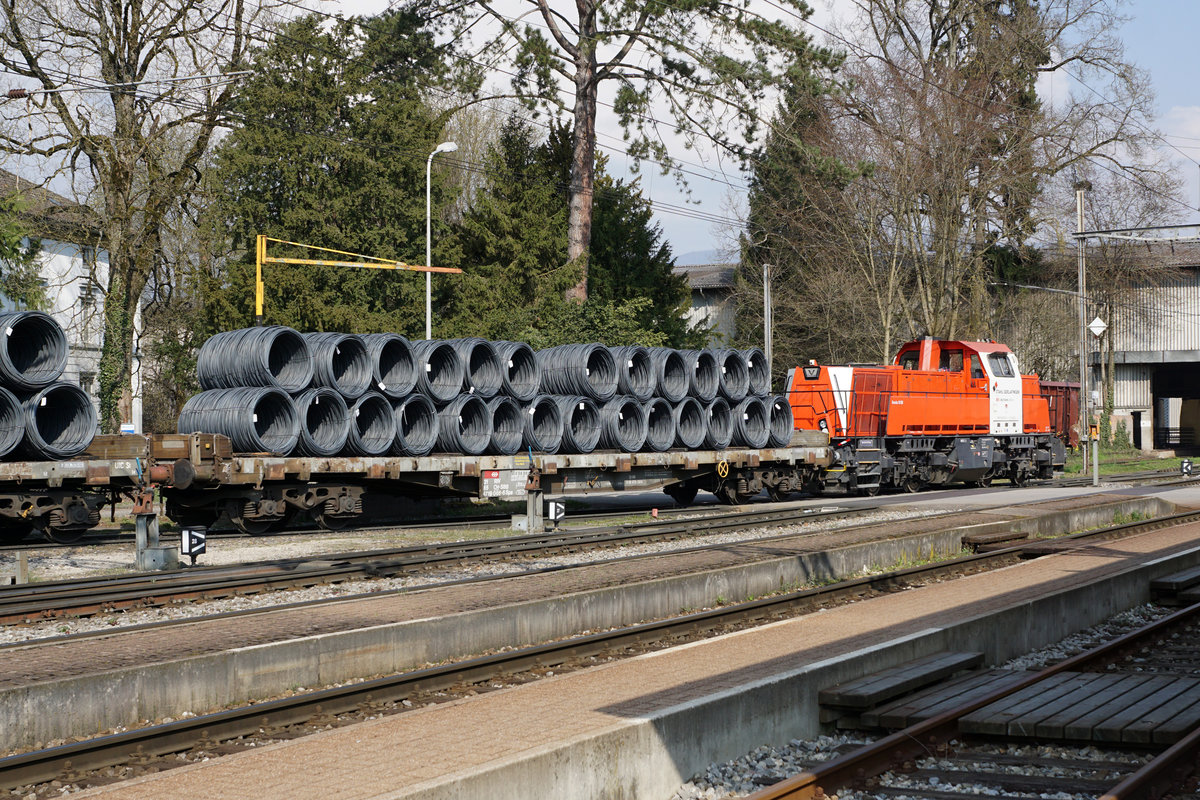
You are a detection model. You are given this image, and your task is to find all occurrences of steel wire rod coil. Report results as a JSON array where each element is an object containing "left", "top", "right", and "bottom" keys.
[
  {"left": 196, "top": 326, "right": 312, "bottom": 392},
  {"left": 642, "top": 397, "right": 676, "bottom": 452},
  {"left": 390, "top": 393, "right": 439, "bottom": 457},
  {"left": 362, "top": 333, "right": 418, "bottom": 398},
  {"left": 486, "top": 395, "right": 525, "bottom": 455},
  {"left": 177, "top": 387, "right": 299, "bottom": 455},
  {"left": 609, "top": 345, "right": 655, "bottom": 401},
  {"left": 493, "top": 340, "right": 541, "bottom": 402},
  {"left": 646, "top": 347, "right": 688, "bottom": 403},
  {"left": 703, "top": 398, "right": 733, "bottom": 450},
  {"left": 343, "top": 392, "right": 395, "bottom": 456},
  {"left": 598, "top": 395, "right": 648, "bottom": 452},
  {"left": 767, "top": 394, "right": 794, "bottom": 447},
  {"left": 17, "top": 382, "right": 97, "bottom": 460},
  {"left": 538, "top": 344, "right": 618, "bottom": 402},
  {"left": 679, "top": 349, "right": 719, "bottom": 402},
  {"left": 553, "top": 394, "right": 601, "bottom": 454},
  {"left": 0, "top": 386, "right": 22, "bottom": 458},
  {"left": 436, "top": 394, "right": 493, "bottom": 455},
  {"left": 292, "top": 388, "right": 350, "bottom": 457},
  {"left": 411, "top": 340, "right": 466, "bottom": 403},
  {"left": 731, "top": 396, "right": 770, "bottom": 448},
  {"left": 743, "top": 347, "right": 770, "bottom": 396},
  {"left": 304, "top": 332, "right": 373, "bottom": 399},
  {"left": 672, "top": 396, "right": 707, "bottom": 450},
  {"left": 523, "top": 394, "right": 563, "bottom": 454},
  {"left": 714, "top": 348, "right": 750, "bottom": 402},
  {"left": 0, "top": 311, "right": 68, "bottom": 392},
  {"left": 448, "top": 337, "right": 503, "bottom": 399}
]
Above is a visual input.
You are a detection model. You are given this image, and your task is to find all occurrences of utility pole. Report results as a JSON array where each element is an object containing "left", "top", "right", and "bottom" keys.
[
  {"left": 763, "top": 263, "right": 773, "bottom": 388},
  {"left": 1075, "top": 180, "right": 1091, "bottom": 474}
]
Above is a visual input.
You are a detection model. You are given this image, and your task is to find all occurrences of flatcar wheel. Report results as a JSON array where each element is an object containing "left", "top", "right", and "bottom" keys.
[
  {"left": 227, "top": 503, "right": 280, "bottom": 536},
  {"left": 856, "top": 484, "right": 881, "bottom": 497},
  {"left": 767, "top": 487, "right": 790, "bottom": 503},
  {"left": 1010, "top": 471, "right": 1029, "bottom": 488},
  {"left": 902, "top": 476, "right": 924, "bottom": 494},
  {"left": 312, "top": 511, "right": 353, "bottom": 532},
  {"left": 42, "top": 525, "right": 88, "bottom": 545}
]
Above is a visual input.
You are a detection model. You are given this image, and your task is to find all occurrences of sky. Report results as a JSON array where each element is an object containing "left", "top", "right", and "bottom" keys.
[{"left": 103, "top": 0, "right": 1200, "bottom": 267}]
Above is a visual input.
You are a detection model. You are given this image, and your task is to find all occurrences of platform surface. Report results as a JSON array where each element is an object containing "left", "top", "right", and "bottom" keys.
[{"left": 72, "top": 488, "right": 1200, "bottom": 800}]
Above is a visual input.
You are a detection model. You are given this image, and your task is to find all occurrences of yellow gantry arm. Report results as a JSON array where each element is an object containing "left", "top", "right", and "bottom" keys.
[{"left": 253, "top": 235, "right": 462, "bottom": 325}]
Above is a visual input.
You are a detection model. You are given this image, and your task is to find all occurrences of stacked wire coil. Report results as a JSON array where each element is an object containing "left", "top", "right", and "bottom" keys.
[
  {"left": 0, "top": 312, "right": 96, "bottom": 460},
  {"left": 362, "top": 333, "right": 418, "bottom": 399},
  {"left": 197, "top": 326, "right": 313, "bottom": 392},
  {"left": 181, "top": 326, "right": 783, "bottom": 458},
  {"left": 178, "top": 387, "right": 300, "bottom": 454}
]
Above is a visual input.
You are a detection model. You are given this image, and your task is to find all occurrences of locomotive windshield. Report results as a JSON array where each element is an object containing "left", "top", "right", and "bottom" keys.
[{"left": 988, "top": 353, "right": 1015, "bottom": 377}]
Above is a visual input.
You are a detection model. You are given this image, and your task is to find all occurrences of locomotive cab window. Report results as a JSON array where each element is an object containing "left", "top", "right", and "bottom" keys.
[
  {"left": 970, "top": 355, "right": 984, "bottom": 379},
  {"left": 939, "top": 349, "right": 964, "bottom": 372},
  {"left": 899, "top": 352, "right": 918, "bottom": 370},
  {"left": 987, "top": 353, "right": 1015, "bottom": 377}
]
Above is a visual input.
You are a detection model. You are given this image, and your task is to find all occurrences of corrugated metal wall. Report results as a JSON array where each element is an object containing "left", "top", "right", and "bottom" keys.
[
  {"left": 1110, "top": 271, "right": 1200, "bottom": 352},
  {"left": 1113, "top": 364, "right": 1153, "bottom": 408}
]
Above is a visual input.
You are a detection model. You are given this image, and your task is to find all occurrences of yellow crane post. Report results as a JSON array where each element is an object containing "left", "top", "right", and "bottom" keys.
[{"left": 254, "top": 235, "right": 462, "bottom": 326}]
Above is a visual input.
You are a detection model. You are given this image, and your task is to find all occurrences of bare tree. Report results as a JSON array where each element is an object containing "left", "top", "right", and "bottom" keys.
[
  {"left": 470, "top": 0, "right": 841, "bottom": 302},
  {"left": 0, "top": 0, "right": 274, "bottom": 431}
]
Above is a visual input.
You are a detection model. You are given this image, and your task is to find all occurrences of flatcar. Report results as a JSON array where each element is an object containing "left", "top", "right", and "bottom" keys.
[{"left": 785, "top": 337, "right": 1068, "bottom": 495}]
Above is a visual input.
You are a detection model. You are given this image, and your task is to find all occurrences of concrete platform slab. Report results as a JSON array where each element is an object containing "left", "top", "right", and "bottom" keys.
[{"left": 72, "top": 517, "right": 1200, "bottom": 800}]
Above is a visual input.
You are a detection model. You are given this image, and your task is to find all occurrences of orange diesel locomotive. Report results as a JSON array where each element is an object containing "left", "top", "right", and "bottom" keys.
[{"left": 785, "top": 338, "right": 1067, "bottom": 494}]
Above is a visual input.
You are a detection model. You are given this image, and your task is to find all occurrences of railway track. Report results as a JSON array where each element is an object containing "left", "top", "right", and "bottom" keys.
[
  {"left": 0, "top": 502, "right": 860, "bottom": 623},
  {"left": 746, "top": 603, "right": 1200, "bottom": 800},
  {"left": 0, "top": 467, "right": 1187, "bottom": 553},
  {"left": 5, "top": 508, "right": 1200, "bottom": 793}
]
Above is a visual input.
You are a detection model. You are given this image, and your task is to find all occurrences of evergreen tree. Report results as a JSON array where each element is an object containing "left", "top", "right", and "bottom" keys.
[
  {"left": 446, "top": 118, "right": 700, "bottom": 346},
  {"left": 202, "top": 12, "right": 451, "bottom": 336},
  {"left": 0, "top": 193, "right": 44, "bottom": 310}
]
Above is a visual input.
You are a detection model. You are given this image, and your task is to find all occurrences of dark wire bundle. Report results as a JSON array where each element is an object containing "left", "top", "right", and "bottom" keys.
[
  {"left": 678, "top": 349, "right": 719, "bottom": 402},
  {"left": 703, "top": 398, "right": 734, "bottom": 450},
  {"left": 672, "top": 397, "right": 707, "bottom": 450},
  {"left": 493, "top": 340, "right": 542, "bottom": 402},
  {"left": 486, "top": 396, "right": 525, "bottom": 455},
  {"left": 523, "top": 394, "right": 564, "bottom": 454},
  {"left": 0, "top": 311, "right": 68, "bottom": 391},
  {"left": 178, "top": 387, "right": 299, "bottom": 455},
  {"left": 305, "top": 332, "right": 373, "bottom": 399},
  {"left": 743, "top": 347, "right": 771, "bottom": 396},
  {"left": 767, "top": 394, "right": 794, "bottom": 447},
  {"left": 538, "top": 343, "right": 618, "bottom": 402},
  {"left": 646, "top": 347, "right": 688, "bottom": 403},
  {"left": 436, "top": 394, "right": 493, "bottom": 455},
  {"left": 448, "top": 338, "right": 503, "bottom": 399},
  {"left": 292, "top": 388, "right": 350, "bottom": 457},
  {"left": 390, "top": 393, "right": 439, "bottom": 457},
  {"left": 411, "top": 340, "right": 466, "bottom": 403},
  {"left": 731, "top": 396, "right": 770, "bottom": 448},
  {"left": 598, "top": 395, "right": 648, "bottom": 452},
  {"left": 714, "top": 349, "right": 750, "bottom": 403},
  {"left": 609, "top": 345, "right": 655, "bottom": 401},
  {"left": 362, "top": 333, "right": 418, "bottom": 399},
  {"left": 17, "top": 383, "right": 98, "bottom": 459},
  {"left": 344, "top": 392, "right": 395, "bottom": 456},
  {"left": 553, "top": 394, "right": 601, "bottom": 454},
  {"left": 642, "top": 397, "right": 677, "bottom": 452},
  {"left": 0, "top": 387, "right": 21, "bottom": 458},
  {"left": 196, "top": 326, "right": 312, "bottom": 392}
]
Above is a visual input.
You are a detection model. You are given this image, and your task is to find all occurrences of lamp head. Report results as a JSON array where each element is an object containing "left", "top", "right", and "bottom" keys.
[{"left": 435, "top": 141, "right": 458, "bottom": 154}]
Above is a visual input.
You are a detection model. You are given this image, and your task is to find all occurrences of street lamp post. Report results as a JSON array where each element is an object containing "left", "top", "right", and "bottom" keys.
[
  {"left": 426, "top": 141, "right": 458, "bottom": 339},
  {"left": 1074, "top": 179, "right": 1092, "bottom": 478}
]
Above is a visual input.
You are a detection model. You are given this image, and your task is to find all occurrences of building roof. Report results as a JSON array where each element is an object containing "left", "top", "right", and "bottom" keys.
[
  {"left": 672, "top": 263, "right": 736, "bottom": 290},
  {"left": 0, "top": 167, "right": 101, "bottom": 244}
]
